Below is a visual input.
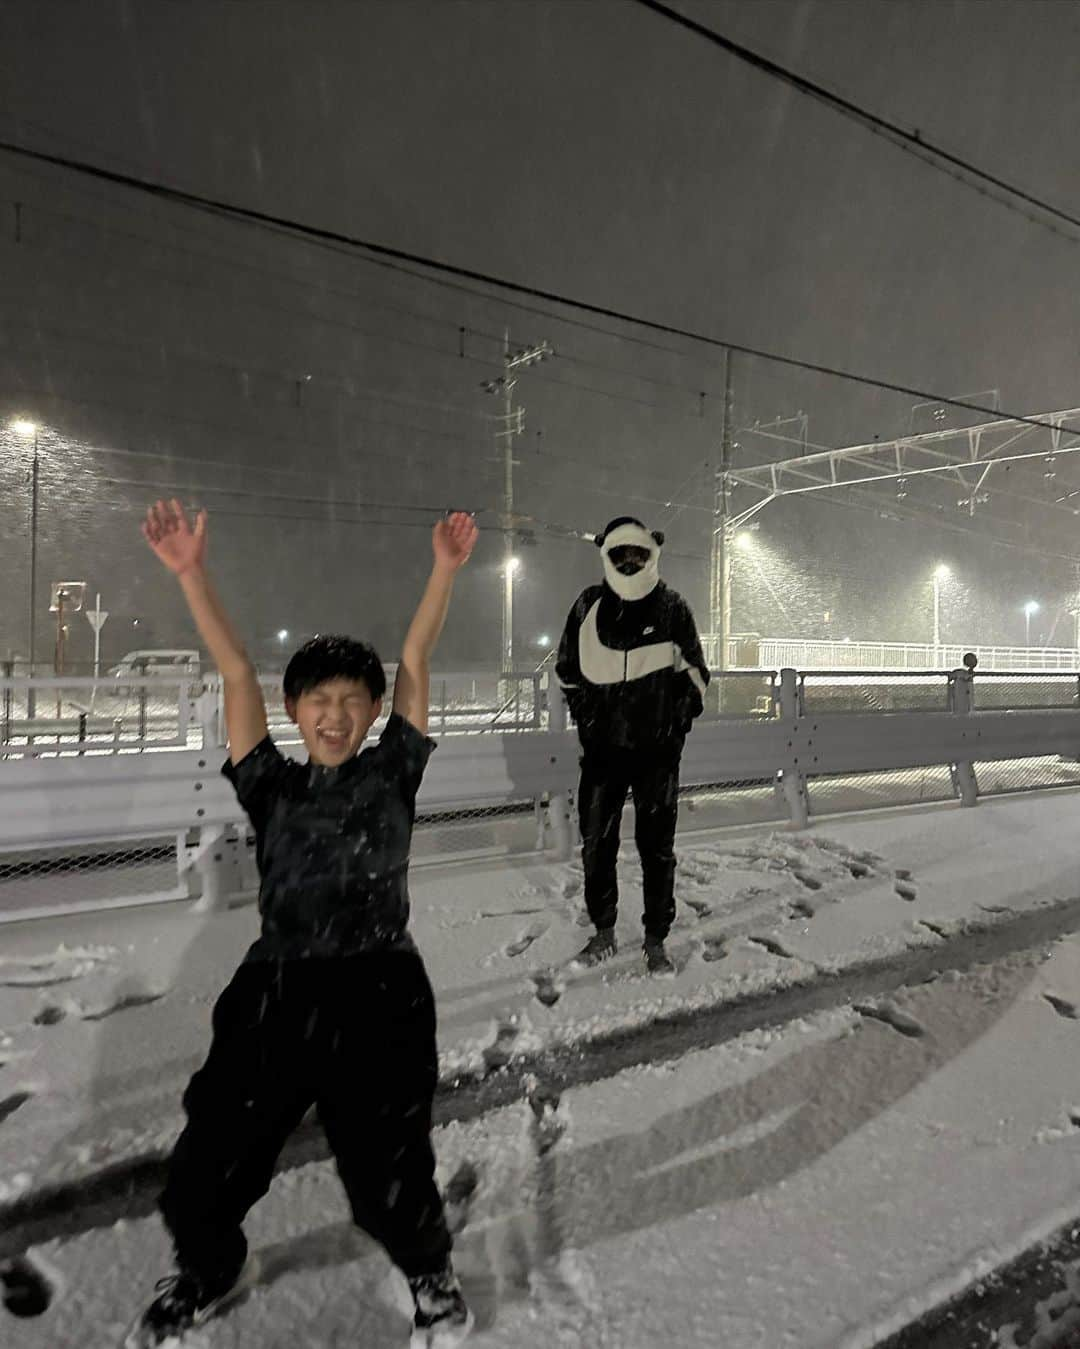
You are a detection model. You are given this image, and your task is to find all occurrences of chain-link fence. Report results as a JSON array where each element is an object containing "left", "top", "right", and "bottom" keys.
[
  {"left": 975, "top": 754, "right": 1080, "bottom": 796},
  {"left": 799, "top": 671, "right": 952, "bottom": 714},
  {"left": 0, "top": 835, "right": 185, "bottom": 918},
  {"left": 707, "top": 671, "right": 778, "bottom": 720},
  {"left": 805, "top": 765, "right": 958, "bottom": 818},
  {"left": 971, "top": 673, "right": 1080, "bottom": 711}
]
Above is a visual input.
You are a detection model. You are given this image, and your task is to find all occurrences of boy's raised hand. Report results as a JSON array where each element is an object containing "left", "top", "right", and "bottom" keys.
[
  {"left": 142, "top": 499, "right": 208, "bottom": 576},
  {"left": 433, "top": 511, "right": 478, "bottom": 572}
]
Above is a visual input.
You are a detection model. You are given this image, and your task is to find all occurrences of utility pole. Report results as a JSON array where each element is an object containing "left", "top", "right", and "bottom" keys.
[
  {"left": 481, "top": 332, "right": 553, "bottom": 674},
  {"left": 709, "top": 349, "right": 735, "bottom": 670}
]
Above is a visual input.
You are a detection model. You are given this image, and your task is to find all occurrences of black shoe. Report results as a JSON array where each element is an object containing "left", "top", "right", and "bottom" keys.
[
  {"left": 571, "top": 927, "right": 617, "bottom": 968},
  {"left": 125, "top": 1257, "right": 257, "bottom": 1348},
  {"left": 408, "top": 1264, "right": 473, "bottom": 1347},
  {"left": 643, "top": 937, "right": 675, "bottom": 977}
]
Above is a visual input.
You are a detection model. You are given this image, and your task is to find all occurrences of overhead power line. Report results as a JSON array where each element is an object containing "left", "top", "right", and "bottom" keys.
[
  {"left": 0, "top": 137, "right": 1069, "bottom": 437},
  {"left": 631, "top": 0, "right": 1080, "bottom": 245}
]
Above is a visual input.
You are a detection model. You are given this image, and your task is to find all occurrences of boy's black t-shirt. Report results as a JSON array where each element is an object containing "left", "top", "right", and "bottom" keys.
[{"left": 221, "top": 712, "right": 435, "bottom": 962}]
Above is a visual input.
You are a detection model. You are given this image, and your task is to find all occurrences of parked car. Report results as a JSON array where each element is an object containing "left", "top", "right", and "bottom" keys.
[{"left": 109, "top": 650, "right": 201, "bottom": 679}]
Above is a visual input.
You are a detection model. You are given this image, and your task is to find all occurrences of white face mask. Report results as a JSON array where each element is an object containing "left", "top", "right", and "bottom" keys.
[{"left": 600, "top": 523, "right": 661, "bottom": 601}]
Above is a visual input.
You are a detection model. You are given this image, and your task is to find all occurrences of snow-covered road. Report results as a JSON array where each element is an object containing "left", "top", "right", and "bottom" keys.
[
  {"left": 6, "top": 790, "right": 1080, "bottom": 1345},
  {"left": 7, "top": 936, "right": 1080, "bottom": 1348}
]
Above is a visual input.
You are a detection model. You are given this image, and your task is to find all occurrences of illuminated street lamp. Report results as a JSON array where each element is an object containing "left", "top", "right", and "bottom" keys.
[
  {"left": 932, "top": 564, "right": 950, "bottom": 652},
  {"left": 1024, "top": 600, "right": 1040, "bottom": 646}
]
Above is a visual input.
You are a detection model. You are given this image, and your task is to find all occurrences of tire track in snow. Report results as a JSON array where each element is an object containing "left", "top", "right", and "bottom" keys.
[{"left": 6, "top": 893, "right": 1080, "bottom": 1263}]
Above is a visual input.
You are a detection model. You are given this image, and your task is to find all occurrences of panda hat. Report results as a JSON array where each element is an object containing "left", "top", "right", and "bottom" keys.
[{"left": 594, "top": 516, "right": 664, "bottom": 601}]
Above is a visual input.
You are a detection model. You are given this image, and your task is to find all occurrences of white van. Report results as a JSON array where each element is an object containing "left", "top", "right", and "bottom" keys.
[{"left": 109, "top": 650, "right": 201, "bottom": 679}]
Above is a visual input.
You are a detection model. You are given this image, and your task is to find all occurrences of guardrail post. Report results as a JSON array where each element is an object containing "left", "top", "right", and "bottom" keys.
[
  {"left": 545, "top": 684, "right": 576, "bottom": 860},
  {"left": 778, "top": 667, "right": 810, "bottom": 829},
  {"left": 179, "top": 685, "right": 192, "bottom": 747},
  {"left": 948, "top": 668, "right": 979, "bottom": 807},
  {"left": 1, "top": 662, "right": 11, "bottom": 752},
  {"left": 197, "top": 685, "right": 223, "bottom": 748},
  {"left": 191, "top": 824, "right": 244, "bottom": 911}
]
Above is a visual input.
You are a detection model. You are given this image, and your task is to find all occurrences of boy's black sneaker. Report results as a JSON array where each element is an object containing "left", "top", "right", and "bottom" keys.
[
  {"left": 643, "top": 937, "right": 675, "bottom": 977},
  {"left": 124, "top": 1256, "right": 257, "bottom": 1348},
  {"left": 571, "top": 927, "right": 617, "bottom": 968},
  {"left": 408, "top": 1265, "right": 473, "bottom": 1348}
]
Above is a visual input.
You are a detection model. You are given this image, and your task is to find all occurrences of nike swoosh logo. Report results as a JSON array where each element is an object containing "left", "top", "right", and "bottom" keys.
[{"left": 578, "top": 599, "right": 676, "bottom": 685}]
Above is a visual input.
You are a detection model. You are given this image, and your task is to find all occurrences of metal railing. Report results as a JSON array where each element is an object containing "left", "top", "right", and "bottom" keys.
[
  {"left": 4, "top": 667, "right": 1080, "bottom": 921},
  {"left": 1, "top": 667, "right": 786, "bottom": 758},
  {"left": 0, "top": 668, "right": 549, "bottom": 758},
  {"left": 705, "top": 634, "right": 1080, "bottom": 673}
]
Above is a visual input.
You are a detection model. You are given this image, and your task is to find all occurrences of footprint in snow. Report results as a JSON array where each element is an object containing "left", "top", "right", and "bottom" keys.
[
  {"left": 684, "top": 896, "right": 713, "bottom": 919},
  {"left": 0, "top": 1090, "right": 32, "bottom": 1126},
  {"left": 701, "top": 938, "right": 727, "bottom": 963},
  {"left": 1044, "top": 993, "right": 1080, "bottom": 1021},
  {"left": 444, "top": 1160, "right": 480, "bottom": 1236},
  {"left": 748, "top": 935, "right": 798, "bottom": 961},
  {"left": 80, "top": 989, "right": 167, "bottom": 1021},
  {"left": 532, "top": 970, "right": 564, "bottom": 1008},
  {"left": 895, "top": 881, "right": 918, "bottom": 902},
  {"left": 483, "top": 1018, "right": 522, "bottom": 1071},
  {"left": 0, "top": 1256, "right": 54, "bottom": 1318},
  {"left": 504, "top": 922, "right": 548, "bottom": 959},
  {"left": 854, "top": 1001, "right": 927, "bottom": 1038},
  {"left": 792, "top": 871, "right": 823, "bottom": 892}
]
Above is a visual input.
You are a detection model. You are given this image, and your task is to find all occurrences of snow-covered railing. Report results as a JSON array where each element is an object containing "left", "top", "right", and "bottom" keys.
[
  {"left": 705, "top": 634, "right": 1080, "bottom": 673},
  {"left": 3, "top": 669, "right": 1080, "bottom": 919},
  {"left": 0, "top": 668, "right": 546, "bottom": 758}
]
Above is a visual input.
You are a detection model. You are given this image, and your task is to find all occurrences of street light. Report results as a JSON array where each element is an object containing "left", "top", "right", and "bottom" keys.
[
  {"left": 1024, "top": 600, "right": 1040, "bottom": 646},
  {"left": 932, "top": 564, "right": 950, "bottom": 652},
  {"left": 277, "top": 628, "right": 289, "bottom": 643},
  {"left": 11, "top": 419, "right": 39, "bottom": 674},
  {"left": 537, "top": 633, "right": 551, "bottom": 649}
]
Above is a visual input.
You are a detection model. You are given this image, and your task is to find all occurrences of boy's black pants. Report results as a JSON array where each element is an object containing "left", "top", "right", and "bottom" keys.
[
  {"left": 159, "top": 950, "right": 450, "bottom": 1288},
  {"left": 577, "top": 742, "right": 681, "bottom": 940}
]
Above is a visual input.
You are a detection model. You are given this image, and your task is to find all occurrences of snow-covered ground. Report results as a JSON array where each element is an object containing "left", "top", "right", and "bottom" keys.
[{"left": 5, "top": 790, "right": 1080, "bottom": 1345}]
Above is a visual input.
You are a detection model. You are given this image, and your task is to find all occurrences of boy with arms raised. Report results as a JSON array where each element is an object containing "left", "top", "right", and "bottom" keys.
[{"left": 128, "top": 500, "right": 477, "bottom": 1349}]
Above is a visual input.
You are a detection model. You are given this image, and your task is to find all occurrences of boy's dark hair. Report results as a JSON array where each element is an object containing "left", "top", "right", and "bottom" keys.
[{"left": 283, "top": 635, "right": 386, "bottom": 703}]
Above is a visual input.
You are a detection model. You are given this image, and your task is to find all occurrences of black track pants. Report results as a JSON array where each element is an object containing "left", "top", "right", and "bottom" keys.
[
  {"left": 578, "top": 744, "right": 681, "bottom": 940},
  {"left": 159, "top": 951, "right": 451, "bottom": 1287}
]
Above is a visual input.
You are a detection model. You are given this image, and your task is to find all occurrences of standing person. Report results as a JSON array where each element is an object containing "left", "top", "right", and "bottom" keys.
[
  {"left": 556, "top": 516, "right": 710, "bottom": 976},
  {"left": 128, "top": 499, "right": 478, "bottom": 1349}
]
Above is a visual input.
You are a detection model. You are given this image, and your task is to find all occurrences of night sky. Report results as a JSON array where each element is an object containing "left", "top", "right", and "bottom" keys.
[{"left": 2, "top": 0, "right": 1079, "bottom": 669}]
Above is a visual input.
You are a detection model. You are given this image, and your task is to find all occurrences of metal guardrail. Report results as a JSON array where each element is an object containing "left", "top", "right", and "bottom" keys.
[{"left": 3, "top": 668, "right": 1080, "bottom": 920}]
